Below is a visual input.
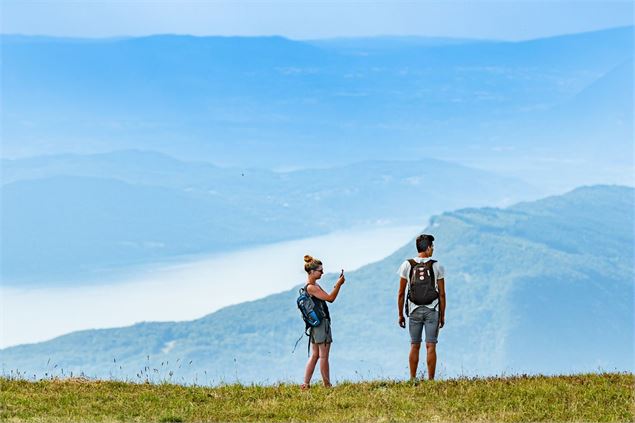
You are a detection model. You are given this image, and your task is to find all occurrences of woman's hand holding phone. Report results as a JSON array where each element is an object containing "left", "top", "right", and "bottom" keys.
[{"left": 337, "top": 269, "right": 345, "bottom": 285}]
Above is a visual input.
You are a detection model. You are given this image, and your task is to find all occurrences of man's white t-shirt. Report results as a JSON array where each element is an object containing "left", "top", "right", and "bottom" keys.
[{"left": 397, "top": 257, "right": 445, "bottom": 314}]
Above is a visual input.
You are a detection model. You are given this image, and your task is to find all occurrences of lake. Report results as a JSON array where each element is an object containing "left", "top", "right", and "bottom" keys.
[{"left": 1, "top": 224, "right": 422, "bottom": 348}]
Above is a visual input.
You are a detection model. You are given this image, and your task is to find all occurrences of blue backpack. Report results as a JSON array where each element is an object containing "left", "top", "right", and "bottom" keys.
[
  {"left": 293, "top": 285, "right": 324, "bottom": 355},
  {"left": 297, "top": 285, "right": 323, "bottom": 328}
]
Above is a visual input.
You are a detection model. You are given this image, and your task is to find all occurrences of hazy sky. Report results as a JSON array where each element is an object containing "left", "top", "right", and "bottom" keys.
[{"left": 1, "top": 0, "right": 633, "bottom": 40}]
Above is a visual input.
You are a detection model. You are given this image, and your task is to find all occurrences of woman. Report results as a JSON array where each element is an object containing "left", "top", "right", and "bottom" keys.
[{"left": 302, "top": 255, "right": 345, "bottom": 389}]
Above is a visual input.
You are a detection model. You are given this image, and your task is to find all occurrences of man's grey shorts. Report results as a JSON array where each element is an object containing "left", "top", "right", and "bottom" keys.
[
  {"left": 310, "top": 318, "right": 332, "bottom": 344},
  {"left": 408, "top": 306, "right": 439, "bottom": 344}
]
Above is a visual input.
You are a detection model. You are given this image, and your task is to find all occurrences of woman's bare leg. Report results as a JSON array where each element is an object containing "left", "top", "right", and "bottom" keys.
[
  {"left": 303, "top": 343, "right": 320, "bottom": 386},
  {"left": 318, "top": 343, "right": 331, "bottom": 386}
]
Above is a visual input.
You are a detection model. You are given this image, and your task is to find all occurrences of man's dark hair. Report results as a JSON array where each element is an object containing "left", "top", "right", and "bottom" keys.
[{"left": 416, "top": 234, "right": 435, "bottom": 253}]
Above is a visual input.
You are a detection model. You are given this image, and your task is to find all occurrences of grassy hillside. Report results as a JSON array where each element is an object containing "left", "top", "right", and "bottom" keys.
[{"left": 1, "top": 373, "right": 632, "bottom": 422}]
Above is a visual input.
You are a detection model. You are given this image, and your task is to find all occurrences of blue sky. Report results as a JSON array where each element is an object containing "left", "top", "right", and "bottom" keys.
[{"left": 1, "top": 0, "right": 633, "bottom": 40}]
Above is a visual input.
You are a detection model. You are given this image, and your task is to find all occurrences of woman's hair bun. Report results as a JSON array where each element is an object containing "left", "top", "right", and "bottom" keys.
[{"left": 303, "top": 255, "right": 322, "bottom": 273}]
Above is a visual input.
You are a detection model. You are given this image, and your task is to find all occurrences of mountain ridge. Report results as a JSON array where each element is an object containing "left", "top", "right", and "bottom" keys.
[
  {"left": 1, "top": 151, "right": 539, "bottom": 284},
  {"left": 2, "top": 26, "right": 631, "bottom": 179},
  {"left": 2, "top": 185, "right": 632, "bottom": 383}
]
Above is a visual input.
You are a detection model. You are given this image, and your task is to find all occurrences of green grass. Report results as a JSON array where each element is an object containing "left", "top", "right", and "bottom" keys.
[{"left": 1, "top": 373, "right": 633, "bottom": 422}]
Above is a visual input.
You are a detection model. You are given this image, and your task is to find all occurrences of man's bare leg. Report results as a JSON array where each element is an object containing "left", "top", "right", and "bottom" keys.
[
  {"left": 409, "top": 343, "right": 421, "bottom": 380},
  {"left": 426, "top": 342, "right": 437, "bottom": 380}
]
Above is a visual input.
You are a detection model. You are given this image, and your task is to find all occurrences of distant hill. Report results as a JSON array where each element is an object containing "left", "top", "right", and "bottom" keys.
[
  {"left": 1, "top": 27, "right": 632, "bottom": 187},
  {"left": 0, "top": 151, "right": 538, "bottom": 284},
  {"left": 2, "top": 185, "right": 631, "bottom": 383}
]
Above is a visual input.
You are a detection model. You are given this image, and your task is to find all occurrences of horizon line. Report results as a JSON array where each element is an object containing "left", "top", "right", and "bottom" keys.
[{"left": 1, "top": 24, "right": 633, "bottom": 44}]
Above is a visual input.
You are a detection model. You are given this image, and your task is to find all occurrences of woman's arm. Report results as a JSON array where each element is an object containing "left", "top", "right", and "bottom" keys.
[{"left": 307, "top": 276, "right": 345, "bottom": 303}]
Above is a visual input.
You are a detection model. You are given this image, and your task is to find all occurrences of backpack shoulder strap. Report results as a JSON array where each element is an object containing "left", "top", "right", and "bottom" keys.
[
  {"left": 424, "top": 259, "right": 436, "bottom": 269},
  {"left": 407, "top": 259, "right": 418, "bottom": 281},
  {"left": 428, "top": 260, "right": 437, "bottom": 290},
  {"left": 404, "top": 259, "right": 419, "bottom": 317}
]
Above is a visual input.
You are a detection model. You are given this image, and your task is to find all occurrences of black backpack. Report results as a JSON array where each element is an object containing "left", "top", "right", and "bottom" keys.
[{"left": 407, "top": 259, "right": 438, "bottom": 309}]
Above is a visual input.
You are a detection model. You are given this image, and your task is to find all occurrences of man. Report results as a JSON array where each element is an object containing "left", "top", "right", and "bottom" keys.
[{"left": 397, "top": 234, "right": 446, "bottom": 381}]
